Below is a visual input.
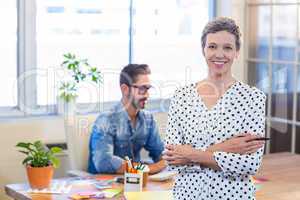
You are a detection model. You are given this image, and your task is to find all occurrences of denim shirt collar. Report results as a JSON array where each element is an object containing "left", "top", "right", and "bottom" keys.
[{"left": 114, "top": 101, "right": 143, "bottom": 133}]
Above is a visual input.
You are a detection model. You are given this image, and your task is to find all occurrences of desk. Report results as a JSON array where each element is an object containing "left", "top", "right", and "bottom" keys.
[
  {"left": 255, "top": 152, "right": 300, "bottom": 200},
  {"left": 5, "top": 153, "right": 300, "bottom": 200},
  {"left": 5, "top": 174, "right": 173, "bottom": 200}
]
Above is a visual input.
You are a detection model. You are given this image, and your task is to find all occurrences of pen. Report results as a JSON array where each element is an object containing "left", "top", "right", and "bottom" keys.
[
  {"left": 237, "top": 135, "right": 270, "bottom": 141},
  {"left": 125, "top": 156, "right": 133, "bottom": 170},
  {"left": 135, "top": 163, "right": 140, "bottom": 170},
  {"left": 140, "top": 164, "right": 145, "bottom": 170},
  {"left": 252, "top": 137, "right": 270, "bottom": 141}
]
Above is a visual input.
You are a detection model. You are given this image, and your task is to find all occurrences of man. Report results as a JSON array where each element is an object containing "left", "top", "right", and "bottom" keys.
[{"left": 88, "top": 64, "right": 166, "bottom": 174}]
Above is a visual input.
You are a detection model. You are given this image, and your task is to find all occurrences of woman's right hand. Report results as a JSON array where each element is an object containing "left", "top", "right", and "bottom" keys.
[{"left": 206, "top": 134, "right": 265, "bottom": 154}]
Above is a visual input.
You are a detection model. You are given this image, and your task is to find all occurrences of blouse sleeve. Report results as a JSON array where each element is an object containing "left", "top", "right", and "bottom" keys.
[
  {"left": 213, "top": 88, "right": 266, "bottom": 177},
  {"left": 165, "top": 88, "right": 189, "bottom": 172}
]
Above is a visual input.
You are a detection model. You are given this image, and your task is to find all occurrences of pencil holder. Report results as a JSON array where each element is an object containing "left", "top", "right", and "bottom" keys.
[
  {"left": 124, "top": 172, "right": 143, "bottom": 192},
  {"left": 140, "top": 166, "right": 150, "bottom": 187}
]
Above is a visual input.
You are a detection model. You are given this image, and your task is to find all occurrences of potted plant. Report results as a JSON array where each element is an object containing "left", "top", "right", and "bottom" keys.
[
  {"left": 57, "top": 53, "right": 102, "bottom": 170},
  {"left": 16, "top": 140, "right": 62, "bottom": 189},
  {"left": 59, "top": 53, "right": 102, "bottom": 103}
]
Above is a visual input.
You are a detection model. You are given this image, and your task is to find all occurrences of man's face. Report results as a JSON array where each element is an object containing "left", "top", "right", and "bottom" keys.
[{"left": 128, "top": 74, "right": 152, "bottom": 110}]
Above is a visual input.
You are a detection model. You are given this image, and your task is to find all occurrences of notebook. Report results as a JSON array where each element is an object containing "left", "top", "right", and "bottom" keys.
[{"left": 148, "top": 171, "right": 177, "bottom": 181}]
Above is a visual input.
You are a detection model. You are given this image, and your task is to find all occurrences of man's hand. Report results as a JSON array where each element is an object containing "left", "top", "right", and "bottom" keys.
[
  {"left": 148, "top": 159, "right": 167, "bottom": 174},
  {"left": 117, "top": 159, "right": 167, "bottom": 175},
  {"left": 206, "top": 134, "right": 265, "bottom": 154},
  {"left": 116, "top": 161, "right": 127, "bottom": 174}
]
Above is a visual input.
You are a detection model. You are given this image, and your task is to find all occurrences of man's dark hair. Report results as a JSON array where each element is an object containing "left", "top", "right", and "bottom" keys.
[{"left": 119, "top": 64, "right": 151, "bottom": 86}]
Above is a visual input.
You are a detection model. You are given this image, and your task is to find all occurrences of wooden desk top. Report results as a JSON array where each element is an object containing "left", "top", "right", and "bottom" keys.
[
  {"left": 255, "top": 152, "right": 300, "bottom": 200},
  {"left": 5, "top": 174, "right": 173, "bottom": 200},
  {"left": 5, "top": 152, "right": 300, "bottom": 200}
]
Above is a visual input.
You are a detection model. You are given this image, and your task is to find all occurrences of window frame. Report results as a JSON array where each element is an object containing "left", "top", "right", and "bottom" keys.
[
  {"left": 245, "top": 0, "right": 299, "bottom": 153},
  {"left": 1, "top": 0, "right": 214, "bottom": 117}
]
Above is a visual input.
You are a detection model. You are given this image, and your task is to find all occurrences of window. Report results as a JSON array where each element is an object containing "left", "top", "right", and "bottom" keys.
[
  {"left": 246, "top": 0, "right": 299, "bottom": 153},
  {"left": 132, "top": 0, "right": 209, "bottom": 101},
  {"left": 36, "top": 0, "right": 130, "bottom": 107},
  {"left": 2, "top": 0, "right": 211, "bottom": 116},
  {"left": 0, "top": 1, "right": 17, "bottom": 108},
  {"left": 36, "top": 0, "right": 210, "bottom": 113}
]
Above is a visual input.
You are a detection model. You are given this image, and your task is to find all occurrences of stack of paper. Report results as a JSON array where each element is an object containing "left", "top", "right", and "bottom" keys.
[{"left": 25, "top": 181, "right": 72, "bottom": 194}]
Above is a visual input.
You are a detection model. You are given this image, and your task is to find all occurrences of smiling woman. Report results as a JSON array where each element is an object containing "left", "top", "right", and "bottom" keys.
[{"left": 164, "top": 17, "right": 266, "bottom": 200}]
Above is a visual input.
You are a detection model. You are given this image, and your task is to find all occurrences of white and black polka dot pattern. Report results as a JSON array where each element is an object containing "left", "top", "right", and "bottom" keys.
[{"left": 165, "top": 81, "right": 266, "bottom": 200}]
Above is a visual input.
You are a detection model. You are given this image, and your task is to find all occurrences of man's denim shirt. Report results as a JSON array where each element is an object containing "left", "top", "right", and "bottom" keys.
[{"left": 88, "top": 102, "right": 164, "bottom": 174}]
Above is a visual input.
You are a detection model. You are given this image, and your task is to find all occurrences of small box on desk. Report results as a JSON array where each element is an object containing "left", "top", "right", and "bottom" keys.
[{"left": 124, "top": 172, "right": 143, "bottom": 192}]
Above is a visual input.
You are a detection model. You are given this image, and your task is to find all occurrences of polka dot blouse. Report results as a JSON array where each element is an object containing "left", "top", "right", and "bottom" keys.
[{"left": 165, "top": 81, "right": 266, "bottom": 200}]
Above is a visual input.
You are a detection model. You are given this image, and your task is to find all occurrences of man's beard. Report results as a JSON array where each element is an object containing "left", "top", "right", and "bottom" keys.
[{"left": 131, "top": 97, "right": 147, "bottom": 110}]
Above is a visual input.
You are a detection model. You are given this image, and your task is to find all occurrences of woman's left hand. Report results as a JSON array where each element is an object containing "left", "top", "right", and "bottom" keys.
[{"left": 163, "top": 144, "right": 197, "bottom": 165}]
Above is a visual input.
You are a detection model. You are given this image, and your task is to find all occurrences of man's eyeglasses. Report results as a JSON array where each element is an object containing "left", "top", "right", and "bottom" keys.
[{"left": 130, "top": 84, "right": 152, "bottom": 95}]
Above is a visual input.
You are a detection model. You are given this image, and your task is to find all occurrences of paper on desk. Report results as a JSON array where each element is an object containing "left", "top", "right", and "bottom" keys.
[
  {"left": 25, "top": 181, "right": 72, "bottom": 194},
  {"left": 124, "top": 191, "right": 172, "bottom": 200},
  {"left": 69, "top": 188, "right": 122, "bottom": 199},
  {"left": 148, "top": 170, "right": 177, "bottom": 181},
  {"left": 70, "top": 179, "right": 97, "bottom": 186},
  {"left": 252, "top": 176, "right": 269, "bottom": 183},
  {"left": 251, "top": 176, "right": 269, "bottom": 192},
  {"left": 69, "top": 191, "right": 105, "bottom": 200},
  {"left": 95, "top": 175, "right": 116, "bottom": 181},
  {"left": 102, "top": 188, "right": 123, "bottom": 198}
]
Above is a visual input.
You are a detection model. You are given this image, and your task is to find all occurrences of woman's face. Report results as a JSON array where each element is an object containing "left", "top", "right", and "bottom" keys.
[{"left": 203, "top": 30, "right": 239, "bottom": 76}]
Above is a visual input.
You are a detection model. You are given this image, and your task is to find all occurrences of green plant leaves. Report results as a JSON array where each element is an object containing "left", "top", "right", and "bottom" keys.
[
  {"left": 22, "top": 157, "right": 33, "bottom": 165},
  {"left": 50, "top": 147, "right": 62, "bottom": 154},
  {"left": 16, "top": 140, "right": 62, "bottom": 168},
  {"left": 63, "top": 53, "right": 75, "bottom": 60},
  {"left": 18, "top": 150, "right": 29, "bottom": 155},
  {"left": 16, "top": 142, "right": 30, "bottom": 149},
  {"left": 16, "top": 142, "right": 37, "bottom": 153},
  {"left": 59, "top": 53, "right": 102, "bottom": 102},
  {"left": 59, "top": 82, "right": 77, "bottom": 102},
  {"left": 50, "top": 157, "right": 60, "bottom": 168},
  {"left": 34, "top": 141, "right": 44, "bottom": 152}
]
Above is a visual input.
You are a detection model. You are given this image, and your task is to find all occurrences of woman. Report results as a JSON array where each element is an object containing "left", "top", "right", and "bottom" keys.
[{"left": 163, "top": 17, "right": 266, "bottom": 200}]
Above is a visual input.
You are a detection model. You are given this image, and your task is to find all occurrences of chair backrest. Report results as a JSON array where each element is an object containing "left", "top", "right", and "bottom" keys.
[
  {"left": 65, "top": 115, "right": 97, "bottom": 171},
  {"left": 153, "top": 112, "right": 168, "bottom": 140}
]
